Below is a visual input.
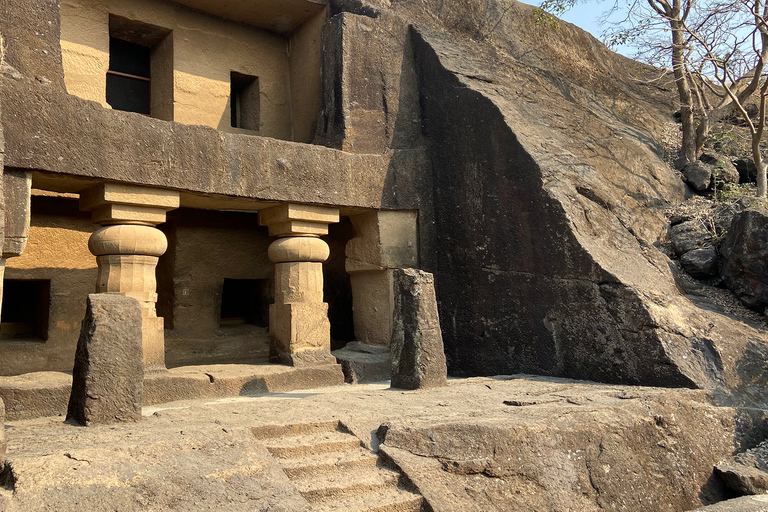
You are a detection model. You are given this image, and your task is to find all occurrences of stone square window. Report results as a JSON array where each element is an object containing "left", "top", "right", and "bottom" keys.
[
  {"left": 107, "top": 15, "right": 173, "bottom": 120},
  {"left": 0, "top": 279, "right": 51, "bottom": 341},
  {"left": 230, "top": 72, "right": 260, "bottom": 131}
]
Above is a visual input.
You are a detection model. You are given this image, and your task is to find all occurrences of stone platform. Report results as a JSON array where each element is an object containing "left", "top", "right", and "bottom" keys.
[
  {"left": 3, "top": 376, "right": 768, "bottom": 511},
  {"left": 0, "top": 363, "right": 344, "bottom": 421}
]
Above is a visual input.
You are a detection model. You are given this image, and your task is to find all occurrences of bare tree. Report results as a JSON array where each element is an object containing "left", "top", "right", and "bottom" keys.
[
  {"left": 685, "top": 0, "right": 768, "bottom": 195},
  {"left": 538, "top": 0, "right": 768, "bottom": 195}
]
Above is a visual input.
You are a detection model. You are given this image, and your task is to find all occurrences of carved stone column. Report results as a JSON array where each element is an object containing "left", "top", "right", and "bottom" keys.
[
  {"left": 80, "top": 183, "right": 180, "bottom": 371},
  {"left": 259, "top": 204, "right": 339, "bottom": 366}
]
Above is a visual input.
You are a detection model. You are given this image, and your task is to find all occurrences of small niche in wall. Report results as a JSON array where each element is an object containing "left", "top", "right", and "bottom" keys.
[
  {"left": 219, "top": 278, "right": 270, "bottom": 327},
  {"left": 107, "top": 15, "right": 173, "bottom": 120},
  {"left": 230, "top": 72, "right": 260, "bottom": 131},
  {"left": 0, "top": 280, "right": 51, "bottom": 341}
]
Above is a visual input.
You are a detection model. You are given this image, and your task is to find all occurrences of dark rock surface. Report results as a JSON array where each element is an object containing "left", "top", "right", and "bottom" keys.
[
  {"left": 684, "top": 161, "right": 714, "bottom": 191},
  {"left": 716, "top": 440, "right": 768, "bottom": 495},
  {"left": 670, "top": 220, "right": 714, "bottom": 255},
  {"left": 391, "top": 269, "right": 448, "bottom": 390},
  {"left": 721, "top": 209, "right": 768, "bottom": 312},
  {"left": 681, "top": 246, "right": 719, "bottom": 278},
  {"left": 67, "top": 294, "right": 144, "bottom": 426},
  {"left": 332, "top": 341, "right": 391, "bottom": 383}
]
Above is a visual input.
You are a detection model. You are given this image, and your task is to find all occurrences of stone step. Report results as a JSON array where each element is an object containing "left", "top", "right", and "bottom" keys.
[
  {"left": 294, "top": 466, "right": 401, "bottom": 504},
  {"left": 313, "top": 486, "right": 424, "bottom": 512},
  {"left": 250, "top": 420, "right": 341, "bottom": 441},
  {"left": 280, "top": 448, "right": 380, "bottom": 479},
  {"left": 263, "top": 430, "right": 362, "bottom": 459}
]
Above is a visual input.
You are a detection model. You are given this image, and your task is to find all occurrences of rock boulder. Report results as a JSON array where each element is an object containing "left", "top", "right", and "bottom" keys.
[
  {"left": 681, "top": 246, "right": 719, "bottom": 278},
  {"left": 67, "top": 294, "right": 144, "bottom": 426},
  {"left": 716, "top": 440, "right": 768, "bottom": 495},
  {"left": 735, "top": 158, "right": 758, "bottom": 184},
  {"left": 670, "top": 220, "right": 714, "bottom": 255},
  {"left": 683, "top": 161, "right": 714, "bottom": 191},
  {"left": 700, "top": 151, "right": 739, "bottom": 185},
  {"left": 332, "top": 341, "right": 391, "bottom": 383},
  {"left": 391, "top": 269, "right": 448, "bottom": 390},
  {"left": 720, "top": 208, "right": 768, "bottom": 312}
]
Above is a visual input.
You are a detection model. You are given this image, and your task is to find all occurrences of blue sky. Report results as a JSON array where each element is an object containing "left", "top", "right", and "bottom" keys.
[{"left": 556, "top": 1, "right": 635, "bottom": 57}]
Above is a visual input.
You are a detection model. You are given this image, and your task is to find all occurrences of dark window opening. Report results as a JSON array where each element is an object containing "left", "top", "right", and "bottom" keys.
[
  {"left": 230, "top": 72, "right": 260, "bottom": 131},
  {"left": 107, "top": 16, "right": 173, "bottom": 119},
  {"left": 0, "top": 280, "right": 50, "bottom": 341},
  {"left": 219, "top": 279, "right": 269, "bottom": 327},
  {"left": 107, "top": 38, "right": 151, "bottom": 115}
]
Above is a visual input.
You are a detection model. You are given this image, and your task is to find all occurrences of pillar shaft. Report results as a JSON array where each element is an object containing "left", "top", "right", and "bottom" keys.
[
  {"left": 81, "top": 183, "right": 179, "bottom": 371},
  {"left": 260, "top": 204, "right": 339, "bottom": 366}
]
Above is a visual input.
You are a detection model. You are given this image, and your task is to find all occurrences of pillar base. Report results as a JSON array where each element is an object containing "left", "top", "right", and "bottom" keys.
[
  {"left": 142, "top": 313, "right": 166, "bottom": 371},
  {"left": 269, "top": 302, "right": 333, "bottom": 366}
]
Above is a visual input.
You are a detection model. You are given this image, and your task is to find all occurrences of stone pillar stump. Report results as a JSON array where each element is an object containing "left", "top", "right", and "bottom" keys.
[
  {"left": 259, "top": 204, "right": 340, "bottom": 366},
  {"left": 391, "top": 268, "right": 448, "bottom": 390},
  {"left": 67, "top": 294, "right": 143, "bottom": 426}
]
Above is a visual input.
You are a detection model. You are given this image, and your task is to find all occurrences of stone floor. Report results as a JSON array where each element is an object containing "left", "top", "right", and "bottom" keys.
[{"left": 2, "top": 376, "right": 767, "bottom": 511}]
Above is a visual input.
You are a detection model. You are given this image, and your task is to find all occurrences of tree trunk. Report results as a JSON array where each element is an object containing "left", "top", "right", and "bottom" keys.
[{"left": 670, "top": 17, "right": 697, "bottom": 165}]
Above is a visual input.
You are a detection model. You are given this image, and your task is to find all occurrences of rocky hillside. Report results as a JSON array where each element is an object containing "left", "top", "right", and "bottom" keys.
[{"left": 329, "top": 0, "right": 768, "bottom": 401}]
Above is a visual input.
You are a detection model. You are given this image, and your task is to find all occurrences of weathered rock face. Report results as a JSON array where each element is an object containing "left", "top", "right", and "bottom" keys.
[
  {"left": 369, "top": 0, "right": 768, "bottom": 395},
  {"left": 721, "top": 209, "right": 768, "bottom": 312},
  {"left": 378, "top": 389, "right": 767, "bottom": 512},
  {"left": 67, "top": 294, "right": 144, "bottom": 426},
  {"left": 716, "top": 439, "right": 768, "bottom": 495},
  {"left": 391, "top": 269, "right": 448, "bottom": 389},
  {"left": 692, "top": 495, "right": 768, "bottom": 512}
]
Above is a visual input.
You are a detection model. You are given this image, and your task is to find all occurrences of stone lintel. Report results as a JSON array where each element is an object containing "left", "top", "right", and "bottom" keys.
[
  {"left": 90, "top": 204, "right": 170, "bottom": 226},
  {"left": 259, "top": 203, "right": 340, "bottom": 237},
  {"left": 80, "top": 183, "right": 180, "bottom": 225}
]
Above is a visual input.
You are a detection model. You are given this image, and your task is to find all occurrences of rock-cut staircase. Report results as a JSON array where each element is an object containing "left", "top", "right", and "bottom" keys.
[{"left": 251, "top": 420, "right": 424, "bottom": 512}]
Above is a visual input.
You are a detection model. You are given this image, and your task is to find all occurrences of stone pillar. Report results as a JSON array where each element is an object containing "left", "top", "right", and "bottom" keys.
[
  {"left": 345, "top": 211, "right": 418, "bottom": 347},
  {"left": 259, "top": 204, "right": 340, "bottom": 366},
  {"left": 80, "top": 183, "right": 180, "bottom": 371},
  {"left": 0, "top": 170, "right": 32, "bottom": 312}
]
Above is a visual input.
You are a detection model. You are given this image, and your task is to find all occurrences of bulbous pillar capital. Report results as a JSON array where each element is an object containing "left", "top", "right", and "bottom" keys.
[
  {"left": 89, "top": 224, "right": 168, "bottom": 258},
  {"left": 268, "top": 236, "right": 330, "bottom": 263}
]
